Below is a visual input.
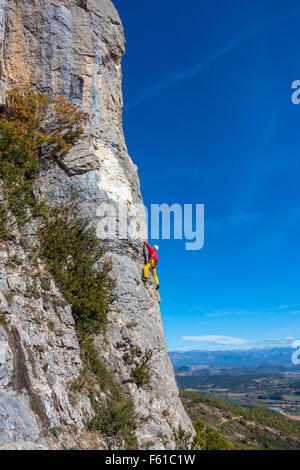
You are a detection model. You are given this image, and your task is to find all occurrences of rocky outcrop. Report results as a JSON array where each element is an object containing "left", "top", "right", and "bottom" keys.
[
  {"left": 0, "top": 0, "right": 194, "bottom": 449},
  {"left": 0, "top": 237, "right": 97, "bottom": 449}
]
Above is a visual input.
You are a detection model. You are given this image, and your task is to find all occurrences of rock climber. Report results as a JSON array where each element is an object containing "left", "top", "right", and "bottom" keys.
[{"left": 143, "top": 241, "right": 160, "bottom": 290}]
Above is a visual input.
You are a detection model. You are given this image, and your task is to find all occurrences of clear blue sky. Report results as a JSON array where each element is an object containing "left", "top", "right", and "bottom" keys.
[{"left": 113, "top": 0, "right": 300, "bottom": 351}]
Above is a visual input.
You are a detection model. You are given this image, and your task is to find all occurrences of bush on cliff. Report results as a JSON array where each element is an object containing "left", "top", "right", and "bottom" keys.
[
  {"left": 38, "top": 200, "right": 115, "bottom": 336},
  {"left": 0, "top": 89, "right": 87, "bottom": 234}
]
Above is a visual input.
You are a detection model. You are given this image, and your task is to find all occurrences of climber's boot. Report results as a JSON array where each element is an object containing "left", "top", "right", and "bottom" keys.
[{"left": 156, "top": 285, "right": 160, "bottom": 290}]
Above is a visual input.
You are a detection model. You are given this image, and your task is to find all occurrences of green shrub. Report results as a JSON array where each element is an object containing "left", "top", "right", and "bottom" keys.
[
  {"left": 0, "top": 88, "right": 88, "bottom": 237},
  {"left": 123, "top": 346, "right": 153, "bottom": 387},
  {"left": 193, "top": 420, "right": 233, "bottom": 450},
  {"left": 0, "top": 311, "right": 8, "bottom": 326},
  {"left": 5, "top": 255, "right": 24, "bottom": 267},
  {"left": 172, "top": 420, "right": 233, "bottom": 450},
  {"left": 172, "top": 425, "right": 199, "bottom": 450},
  {"left": 132, "top": 352, "right": 152, "bottom": 387},
  {"left": 38, "top": 200, "right": 115, "bottom": 336},
  {"left": 0, "top": 196, "right": 13, "bottom": 241}
]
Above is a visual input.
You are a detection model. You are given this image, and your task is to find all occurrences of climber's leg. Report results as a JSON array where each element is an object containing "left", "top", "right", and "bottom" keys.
[
  {"left": 143, "top": 262, "right": 151, "bottom": 279},
  {"left": 150, "top": 259, "right": 159, "bottom": 287},
  {"left": 152, "top": 267, "right": 159, "bottom": 286}
]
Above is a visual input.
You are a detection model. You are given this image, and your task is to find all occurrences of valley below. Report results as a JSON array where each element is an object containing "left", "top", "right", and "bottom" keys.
[{"left": 170, "top": 348, "right": 300, "bottom": 449}]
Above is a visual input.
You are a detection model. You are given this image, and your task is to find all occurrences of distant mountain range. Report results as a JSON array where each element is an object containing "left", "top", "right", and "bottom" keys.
[{"left": 169, "top": 347, "right": 299, "bottom": 372}]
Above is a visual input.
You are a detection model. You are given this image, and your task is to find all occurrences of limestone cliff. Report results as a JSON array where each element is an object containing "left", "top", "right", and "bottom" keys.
[{"left": 0, "top": 0, "right": 194, "bottom": 449}]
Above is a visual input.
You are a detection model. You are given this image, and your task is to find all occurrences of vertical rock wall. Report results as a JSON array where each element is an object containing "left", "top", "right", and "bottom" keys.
[{"left": 0, "top": 0, "right": 194, "bottom": 449}]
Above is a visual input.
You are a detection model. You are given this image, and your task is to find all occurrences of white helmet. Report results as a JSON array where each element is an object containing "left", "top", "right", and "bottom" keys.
[{"left": 154, "top": 245, "right": 159, "bottom": 251}]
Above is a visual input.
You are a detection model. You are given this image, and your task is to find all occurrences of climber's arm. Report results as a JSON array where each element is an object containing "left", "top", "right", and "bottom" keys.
[{"left": 144, "top": 241, "right": 151, "bottom": 251}]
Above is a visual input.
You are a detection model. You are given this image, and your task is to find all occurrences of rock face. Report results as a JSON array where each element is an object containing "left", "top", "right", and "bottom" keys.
[{"left": 0, "top": 0, "right": 194, "bottom": 449}]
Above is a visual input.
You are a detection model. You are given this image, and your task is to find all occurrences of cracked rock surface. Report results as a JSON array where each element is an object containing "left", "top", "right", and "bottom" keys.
[{"left": 0, "top": 0, "right": 194, "bottom": 449}]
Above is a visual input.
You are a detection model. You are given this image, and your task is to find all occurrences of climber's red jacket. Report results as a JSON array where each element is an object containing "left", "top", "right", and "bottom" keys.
[{"left": 145, "top": 241, "right": 158, "bottom": 264}]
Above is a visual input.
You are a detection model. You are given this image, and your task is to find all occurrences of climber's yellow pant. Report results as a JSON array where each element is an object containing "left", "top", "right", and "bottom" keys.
[{"left": 143, "top": 259, "right": 159, "bottom": 286}]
